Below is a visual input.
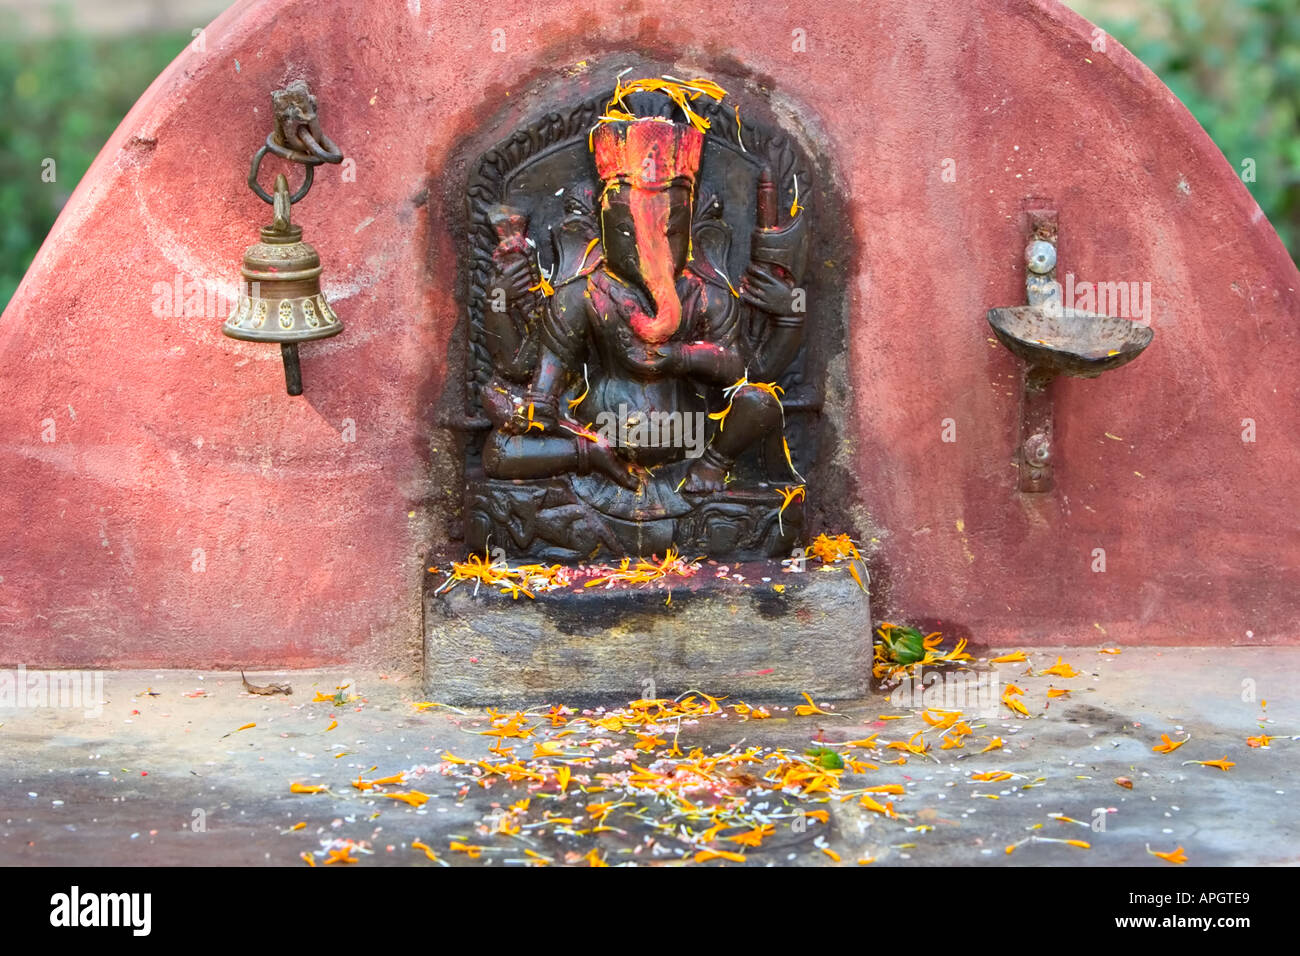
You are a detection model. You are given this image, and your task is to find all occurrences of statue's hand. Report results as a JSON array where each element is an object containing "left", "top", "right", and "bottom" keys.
[
  {"left": 501, "top": 397, "right": 556, "bottom": 436},
  {"left": 651, "top": 342, "right": 742, "bottom": 383},
  {"left": 586, "top": 437, "right": 641, "bottom": 490},
  {"left": 651, "top": 343, "right": 687, "bottom": 376},
  {"left": 619, "top": 340, "right": 677, "bottom": 376},
  {"left": 499, "top": 411, "right": 529, "bottom": 436},
  {"left": 493, "top": 252, "right": 535, "bottom": 305},
  {"left": 740, "top": 262, "right": 799, "bottom": 316}
]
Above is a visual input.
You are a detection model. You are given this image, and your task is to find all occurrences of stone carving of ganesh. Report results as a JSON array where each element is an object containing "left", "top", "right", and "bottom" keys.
[{"left": 462, "top": 77, "right": 814, "bottom": 560}]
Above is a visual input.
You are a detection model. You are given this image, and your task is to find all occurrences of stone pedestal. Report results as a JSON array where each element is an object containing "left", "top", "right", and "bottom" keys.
[{"left": 422, "top": 562, "right": 872, "bottom": 705}]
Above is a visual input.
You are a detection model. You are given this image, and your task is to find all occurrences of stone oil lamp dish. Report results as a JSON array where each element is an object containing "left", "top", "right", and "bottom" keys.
[{"left": 987, "top": 209, "right": 1155, "bottom": 493}]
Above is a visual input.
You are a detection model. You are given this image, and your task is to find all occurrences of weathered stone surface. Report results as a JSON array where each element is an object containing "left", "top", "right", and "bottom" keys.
[
  {"left": 3, "top": 0, "right": 1299, "bottom": 669},
  {"left": 423, "top": 563, "right": 871, "bottom": 704},
  {"left": 5, "top": 650, "right": 1300, "bottom": 866}
]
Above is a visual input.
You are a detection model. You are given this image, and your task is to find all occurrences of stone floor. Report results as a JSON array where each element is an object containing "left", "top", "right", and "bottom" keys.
[{"left": 1, "top": 647, "right": 1295, "bottom": 867}]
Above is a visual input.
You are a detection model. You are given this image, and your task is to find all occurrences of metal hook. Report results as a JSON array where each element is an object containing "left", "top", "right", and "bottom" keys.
[
  {"left": 298, "top": 126, "right": 343, "bottom": 164},
  {"left": 247, "top": 144, "right": 315, "bottom": 205},
  {"left": 245, "top": 81, "right": 343, "bottom": 204}
]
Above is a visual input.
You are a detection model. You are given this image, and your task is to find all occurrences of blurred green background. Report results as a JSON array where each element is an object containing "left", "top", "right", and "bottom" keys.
[
  {"left": 0, "top": 17, "right": 196, "bottom": 310},
  {"left": 1070, "top": 0, "right": 1300, "bottom": 258},
  {"left": 0, "top": 0, "right": 1297, "bottom": 314}
]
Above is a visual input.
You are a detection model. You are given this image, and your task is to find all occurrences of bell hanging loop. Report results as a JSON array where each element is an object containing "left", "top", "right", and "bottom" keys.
[{"left": 224, "top": 81, "right": 344, "bottom": 396}]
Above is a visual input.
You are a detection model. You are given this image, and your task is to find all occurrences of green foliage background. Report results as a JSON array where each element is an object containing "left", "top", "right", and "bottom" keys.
[
  {"left": 0, "top": 3, "right": 1296, "bottom": 314},
  {"left": 0, "top": 27, "right": 190, "bottom": 311},
  {"left": 1072, "top": 0, "right": 1300, "bottom": 262}
]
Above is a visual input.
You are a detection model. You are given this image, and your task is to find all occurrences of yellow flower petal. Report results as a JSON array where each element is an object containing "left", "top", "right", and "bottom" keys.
[
  {"left": 794, "top": 692, "right": 834, "bottom": 717},
  {"left": 382, "top": 790, "right": 430, "bottom": 807},
  {"left": 1152, "top": 733, "right": 1190, "bottom": 754},
  {"left": 694, "top": 848, "right": 746, "bottom": 864},
  {"left": 1185, "top": 757, "right": 1235, "bottom": 771},
  {"left": 411, "top": 839, "right": 440, "bottom": 862},
  {"left": 1039, "top": 656, "right": 1080, "bottom": 678}
]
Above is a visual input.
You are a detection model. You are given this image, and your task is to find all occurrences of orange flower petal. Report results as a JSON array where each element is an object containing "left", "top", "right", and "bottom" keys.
[{"left": 1147, "top": 844, "right": 1188, "bottom": 864}]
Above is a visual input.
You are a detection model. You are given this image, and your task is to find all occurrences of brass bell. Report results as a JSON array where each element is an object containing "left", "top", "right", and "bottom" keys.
[
  {"left": 224, "top": 80, "right": 343, "bottom": 395},
  {"left": 224, "top": 174, "right": 341, "bottom": 394}
]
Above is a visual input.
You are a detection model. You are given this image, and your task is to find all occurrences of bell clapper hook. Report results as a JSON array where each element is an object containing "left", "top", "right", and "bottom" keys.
[
  {"left": 271, "top": 172, "right": 293, "bottom": 233},
  {"left": 267, "top": 174, "right": 304, "bottom": 396}
]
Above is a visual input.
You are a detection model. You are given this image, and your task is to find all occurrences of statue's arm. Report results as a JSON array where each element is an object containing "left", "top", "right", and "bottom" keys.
[
  {"left": 670, "top": 339, "right": 744, "bottom": 385},
  {"left": 665, "top": 279, "right": 744, "bottom": 385},
  {"left": 482, "top": 283, "right": 539, "bottom": 381},
  {"left": 740, "top": 263, "right": 805, "bottom": 381},
  {"left": 502, "top": 282, "right": 589, "bottom": 432}
]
